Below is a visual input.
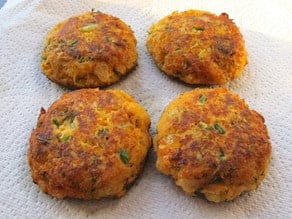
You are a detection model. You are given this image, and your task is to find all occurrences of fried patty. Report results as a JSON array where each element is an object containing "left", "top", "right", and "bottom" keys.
[
  {"left": 146, "top": 10, "right": 248, "bottom": 85},
  {"left": 41, "top": 11, "right": 137, "bottom": 88},
  {"left": 154, "top": 88, "right": 271, "bottom": 202},
  {"left": 28, "top": 89, "right": 151, "bottom": 200}
]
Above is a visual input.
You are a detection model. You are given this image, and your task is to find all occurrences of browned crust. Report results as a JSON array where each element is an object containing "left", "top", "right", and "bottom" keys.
[
  {"left": 28, "top": 89, "right": 151, "bottom": 200},
  {"left": 147, "top": 10, "right": 248, "bottom": 85},
  {"left": 154, "top": 88, "right": 271, "bottom": 202},
  {"left": 41, "top": 11, "right": 137, "bottom": 88}
]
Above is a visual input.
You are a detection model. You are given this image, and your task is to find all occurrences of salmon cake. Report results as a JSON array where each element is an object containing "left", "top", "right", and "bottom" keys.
[
  {"left": 41, "top": 11, "right": 137, "bottom": 88},
  {"left": 154, "top": 88, "right": 271, "bottom": 202},
  {"left": 146, "top": 10, "right": 248, "bottom": 85},
  {"left": 28, "top": 89, "right": 151, "bottom": 200}
]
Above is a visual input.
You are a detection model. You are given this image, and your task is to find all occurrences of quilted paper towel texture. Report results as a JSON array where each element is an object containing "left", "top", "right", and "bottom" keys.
[{"left": 0, "top": 0, "right": 291, "bottom": 218}]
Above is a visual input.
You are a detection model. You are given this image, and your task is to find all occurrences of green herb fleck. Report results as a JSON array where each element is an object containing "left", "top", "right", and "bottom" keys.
[
  {"left": 64, "top": 111, "right": 76, "bottom": 124},
  {"left": 175, "top": 48, "right": 182, "bottom": 54},
  {"left": 41, "top": 56, "right": 47, "bottom": 60},
  {"left": 192, "top": 27, "right": 204, "bottom": 32},
  {"left": 52, "top": 118, "right": 61, "bottom": 128},
  {"left": 210, "top": 175, "right": 223, "bottom": 184},
  {"left": 198, "top": 94, "right": 207, "bottom": 104},
  {"left": 119, "top": 148, "right": 130, "bottom": 164},
  {"left": 217, "top": 44, "right": 230, "bottom": 54},
  {"left": 79, "top": 23, "right": 98, "bottom": 32},
  {"left": 97, "top": 128, "right": 108, "bottom": 136},
  {"left": 198, "top": 121, "right": 209, "bottom": 129},
  {"left": 219, "top": 147, "right": 225, "bottom": 161},
  {"left": 61, "top": 135, "right": 71, "bottom": 142},
  {"left": 68, "top": 39, "right": 78, "bottom": 47},
  {"left": 214, "top": 123, "right": 225, "bottom": 134},
  {"left": 105, "top": 36, "right": 113, "bottom": 42}
]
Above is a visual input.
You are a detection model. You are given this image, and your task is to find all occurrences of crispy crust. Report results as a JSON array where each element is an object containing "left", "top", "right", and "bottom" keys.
[
  {"left": 147, "top": 10, "right": 248, "bottom": 84},
  {"left": 154, "top": 88, "right": 271, "bottom": 202},
  {"left": 28, "top": 89, "right": 151, "bottom": 200},
  {"left": 41, "top": 11, "right": 137, "bottom": 88}
]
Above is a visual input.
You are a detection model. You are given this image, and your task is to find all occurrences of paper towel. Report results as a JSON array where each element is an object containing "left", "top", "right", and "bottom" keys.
[{"left": 0, "top": 0, "right": 291, "bottom": 218}]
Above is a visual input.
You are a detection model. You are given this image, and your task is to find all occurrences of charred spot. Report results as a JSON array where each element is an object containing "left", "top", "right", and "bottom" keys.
[
  {"left": 39, "top": 171, "right": 48, "bottom": 179},
  {"left": 91, "top": 155, "right": 102, "bottom": 165},
  {"left": 123, "top": 178, "right": 135, "bottom": 191},
  {"left": 170, "top": 149, "right": 187, "bottom": 166},
  {"left": 77, "top": 150, "right": 90, "bottom": 160},
  {"left": 58, "top": 144, "right": 72, "bottom": 157},
  {"left": 207, "top": 160, "right": 218, "bottom": 169},
  {"left": 179, "top": 134, "right": 193, "bottom": 147},
  {"left": 106, "top": 159, "right": 114, "bottom": 168},
  {"left": 90, "top": 176, "right": 97, "bottom": 197},
  {"left": 66, "top": 46, "right": 81, "bottom": 58},
  {"left": 61, "top": 171, "right": 66, "bottom": 178},
  {"left": 214, "top": 37, "right": 235, "bottom": 55},
  {"left": 190, "top": 142, "right": 198, "bottom": 149},
  {"left": 97, "top": 92, "right": 118, "bottom": 108},
  {"left": 194, "top": 188, "right": 204, "bottom": 197}
]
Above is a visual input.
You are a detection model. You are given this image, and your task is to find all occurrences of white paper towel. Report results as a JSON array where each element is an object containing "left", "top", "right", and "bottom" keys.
[{"left": 0, "top": 0, "right": 291, "bottom": 218}]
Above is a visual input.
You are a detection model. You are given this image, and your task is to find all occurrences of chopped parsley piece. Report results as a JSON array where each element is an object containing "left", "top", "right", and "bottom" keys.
[
  {"left": 210, "top": 175, "right": 223, "bottom": 184},
  {"left": 64, "top": 111, "right": 76, "bottom": 124},
  {"left": 68, "top": 39, "right": 78, "bottom": 47},
  {"left": 198, "top": 121, "right": 209, "bottom": 129},
  {"left": 175, "top": 48, "right": 182, "bottom": 53},
  {"left": 198, "top": 94, "right": 207, "bottom": 104},
  {"left": 119, "top": 148, "right": 130, "bottom": 164},
  {"left": 61, "top": 135, "right": 71, "bottom": 142},
  {"left": 90, "top": 176, "right": 97, "bottom": 196},
  {"left": 191, "top": 27, "right": 204, "bottom": 32},
  {"left": 219, "top": 147, "right": 225, "bottom": 160},
  {"left": 214, "top": 123, "right": 225, "bottom": 134},
  {"left": 52, "top": 118, "right": 60, "bottom": 128},
  {"left": 36, "top": 135, "right": 51, "bottom": 144},
  {"left": 97, "top": 128, "right": 108, "bottom": 136},
  {"left": 41, "top": 56, "right": 47, "bottom": 60},
  {"left": 105, "top": 36, "right": 113, "bottom": 42},
  {"left": 79, "top": 23, "right": 98, "bottom": 32}
]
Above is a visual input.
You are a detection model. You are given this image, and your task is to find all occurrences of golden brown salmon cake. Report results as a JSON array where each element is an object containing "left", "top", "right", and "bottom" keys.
[
  {"left": 28, "top": 89, "right": 151, "bottom": 200},
  {"left": 154, "top": 88, "right": 271, "bottom": 202},
  {"left": 41, "top": 11, "right": 137, "bottom": 88},
  {"left": 146, "top": 10, "right": 248, "bottom": 85}
]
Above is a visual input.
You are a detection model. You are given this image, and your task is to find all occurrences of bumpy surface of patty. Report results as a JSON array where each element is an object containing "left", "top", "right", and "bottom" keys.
[
  {"left": 28, "top": 89, "right": 151, "bottom": 200},
  {"left": 147, "top": 10, "right": 248, "bottom": 85},
  {"left": 41, "top": 11, "right": 137, "bottom": 88},
  {"left": 154, "top": 88, "right": 271, "bottom": 202}
]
